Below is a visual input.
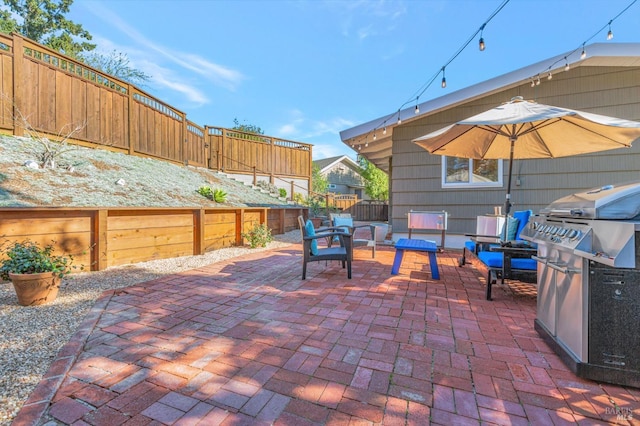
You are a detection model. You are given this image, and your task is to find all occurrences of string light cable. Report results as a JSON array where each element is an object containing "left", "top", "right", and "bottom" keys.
[
  {"left": 350, "top": 0, "right": 637, "bottom": 150},
  {"left": 530, "top": 0, "right": 637, "bottom": 82},
  {"left": 352, "top": 0, "right": 510, "bottom": 149}
]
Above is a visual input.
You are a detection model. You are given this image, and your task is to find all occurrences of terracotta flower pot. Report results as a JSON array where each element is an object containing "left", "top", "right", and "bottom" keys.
[{"left": 9, "top": 271, "right": 61, "bottom": 306}]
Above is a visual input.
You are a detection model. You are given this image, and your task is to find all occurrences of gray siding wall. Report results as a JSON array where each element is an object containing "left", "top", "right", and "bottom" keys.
[{"left": 390, "top": 66, "right": 640, "bottom": 236}]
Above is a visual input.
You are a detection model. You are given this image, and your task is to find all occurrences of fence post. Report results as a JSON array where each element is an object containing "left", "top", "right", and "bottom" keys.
[
  {"left": 193, "top": 209, "right": 205, "bottom": 255},
  {"left": 181, "top": 112, "right": 188, "bottom": 166},
  {"left": 253, "top": 166, "right": 257, "bottom": 186},
  {"left": 94, "top": 209, "right": 108, "bottom": 271},
  {"left": 279, "top": 208, "right": 285, "bottom": 234},
  {"left": 127, "top": 85, "right": 136, "bottom": 155},
  {"left": 220, "top": 128, "right": 226, "bottom": 172},
  {"left": 12, "top": 34, "right": 24, "bottom": 137},
  {"left": 270, "top": 137, "right": 275, "bottom": 184},
  {"left": 325, "top": 194, "right": 330, "bottom": 216},
  {"left": 290, "top": 180, "right": 294, "bottom": 201},
  {"left": 236, "top": 208, "right": 244, "bottom": 246}
]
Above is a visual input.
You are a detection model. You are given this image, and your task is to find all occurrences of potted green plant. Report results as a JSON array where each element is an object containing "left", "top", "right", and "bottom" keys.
[{"left": 0, "top": 239, "right": 75, "bottom": 306}]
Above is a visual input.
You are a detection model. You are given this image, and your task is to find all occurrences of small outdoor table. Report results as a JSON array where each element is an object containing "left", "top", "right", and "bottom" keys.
[{"left": 391, "top": 238, "right": 440, "bottom": 279}]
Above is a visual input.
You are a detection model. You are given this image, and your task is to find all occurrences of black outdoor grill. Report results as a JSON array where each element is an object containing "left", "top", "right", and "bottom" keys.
[{"left": 520, "top": 181, "right": 640, "bottom": 388}]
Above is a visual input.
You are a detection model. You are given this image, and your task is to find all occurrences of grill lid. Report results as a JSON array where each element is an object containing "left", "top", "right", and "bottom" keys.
[{"left": 541, "top": 180, "right": 640, "bottom": 220}]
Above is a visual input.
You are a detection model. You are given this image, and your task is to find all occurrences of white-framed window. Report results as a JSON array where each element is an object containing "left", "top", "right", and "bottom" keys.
[{"left": 441, "top": 156, "right": 503, "bottom": 188}]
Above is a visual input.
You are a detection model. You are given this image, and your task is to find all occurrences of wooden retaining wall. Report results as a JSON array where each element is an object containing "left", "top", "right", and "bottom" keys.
[{"left": 0, "top": 207, "right": 306, "bottom": 272}]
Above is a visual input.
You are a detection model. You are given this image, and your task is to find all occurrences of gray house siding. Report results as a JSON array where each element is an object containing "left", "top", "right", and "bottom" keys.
[{"left": 390, "top": 65, "right": 640, "bottom": 241}]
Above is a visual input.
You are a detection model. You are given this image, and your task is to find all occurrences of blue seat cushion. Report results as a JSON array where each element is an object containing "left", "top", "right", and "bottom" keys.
[
  {"left": 478, "top": 251, "right": 503, "bottom": 267},
  {"left": 305, "top": 220, "right": 319, "bottom": 255},
  {"left": 464, "top": 240, "right": 476, "bottom": 252},
  {"left": 477, "top": 251, "right": 536, "bottom": 270},
  {"left": 465, "top": 240, "right": 499, "bottom": 254},
  {"left": 511, "top": 258, "right": 537, "bottom": 270}
]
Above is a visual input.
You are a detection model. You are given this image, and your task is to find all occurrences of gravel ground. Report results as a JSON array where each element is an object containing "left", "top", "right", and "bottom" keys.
[{"left": 0, "top": 230, "right": 301, "bottom": 426}]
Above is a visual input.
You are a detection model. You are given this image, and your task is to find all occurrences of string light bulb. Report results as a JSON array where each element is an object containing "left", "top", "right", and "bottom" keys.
[
  {"left": 365, "top": 142, "right": 368, "bottom": 147},
  {"left": 441, "top": 67, "right": 446, "bottom": 89},
  {"left": 564, "top": 57, "right": 570, "bottom": 72},
  {"left": 607, "top": 21, "right": 613, "bottom": 40},
  {"left": 580, "top": 44, "right": 587, "bottom": 59},
  {"left": 397, "top": 114, "right": 402, "bottom": 125},
  {"left": 536, "top": 76, "right": 541, "bottom": 86},
  {"left": 415, "top": 104, "right": 420, "bottom": 114},
  {"left": 383, "top": 126, "right": 387, "bottom": 135},
  {"left": 547, "top": 72, "right": 552, "bottom": 80},
  {"left": 373, "top": 132, "right": 377, "bottom": 140},
  {"left": 479, "top": 23, "right": 486, "bottom": 51},
  {"left": 530, "top": 78, "right": 535, "bottom": 88}
]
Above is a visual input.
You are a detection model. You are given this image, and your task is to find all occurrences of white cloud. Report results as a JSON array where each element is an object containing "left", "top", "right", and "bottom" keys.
[
  {"left": 331, "top": 0, "right": 407, "bottom": 40},
  {"left": 81, "top": 2, "right": 244, "bottom": 94},
  {"left": 311, "top": 142, "right": 357, "bottom": 161},
  {"left": 276, "top": 110, "right": 354, "bottom": 141},
  {"left": 90, "top": 36, "right": 209, "bottom": 105},
  {"left": 277, "top": 123, "right": 298, "bottom": 137},
  {"left": 274, "top": 110, "right": 356, "bottom": 160}
]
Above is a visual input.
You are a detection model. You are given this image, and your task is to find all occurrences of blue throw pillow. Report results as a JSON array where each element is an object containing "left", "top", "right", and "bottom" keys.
[
  {"left": 505, "top": 216, "right": 520, "bottom": 241},
  {"left": 513, "top": 210, "right": 532, "bottom": 240},
  {"left": 333, "top": 216, "right": 353, "bottom": 233},
  {"left": 305, "top": 220, "right": 319, "bottom": 255}
]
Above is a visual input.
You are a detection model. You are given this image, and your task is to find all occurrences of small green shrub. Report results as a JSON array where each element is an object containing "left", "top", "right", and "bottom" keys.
[
  {"left": 213, "top": 188, "right": 227, "bottom": 203},
  {"left": 197, "top": 186, "right": 227, "bottom": 203},
  {"left": 278, "top": 188, "right": 287, "bottom": 198},
  {"left": 293, "top": 193, "right": 305, "bottom": 205},
  {"left": 241, "top": 223, "right": 273, "bottom": 248}
]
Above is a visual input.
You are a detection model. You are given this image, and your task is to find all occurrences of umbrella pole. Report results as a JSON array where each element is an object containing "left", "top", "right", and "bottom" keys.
[{"left": 503, "top": 136, "right": 518, "bottom": 240}]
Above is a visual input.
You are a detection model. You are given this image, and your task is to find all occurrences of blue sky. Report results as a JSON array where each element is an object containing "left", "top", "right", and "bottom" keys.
[{"left": 69, "top": 0, "right": 639, "bottom": 161}]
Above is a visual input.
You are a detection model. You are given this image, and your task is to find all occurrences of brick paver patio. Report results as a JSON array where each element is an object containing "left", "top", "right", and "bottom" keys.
[{"left": 13, "top": 243, "right": 639, "bottom": 425}]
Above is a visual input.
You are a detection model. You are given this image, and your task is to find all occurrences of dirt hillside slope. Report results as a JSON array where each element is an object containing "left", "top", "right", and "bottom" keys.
[{"left": 0, "top": 135, "right": 295, "bottom": 208}]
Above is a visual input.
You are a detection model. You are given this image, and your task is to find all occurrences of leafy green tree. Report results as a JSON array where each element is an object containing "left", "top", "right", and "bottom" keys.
[
  {"left": 81, "top": 50, "right": 151, "bottom": 85},
  {"left": 1, "top": 1, "right": 150, "bottom": 86},
  {"left": 232, "top": 118, "right": 264, "bottom": 135},
  {"left": 311, "top": 163, "right": 328, "bottom": 195},
  {"left": 0, "top": 0, "right": 95, "bottom": 58},
  {"left": 359, "top": 157, "right": 389, "bottom": 201}
]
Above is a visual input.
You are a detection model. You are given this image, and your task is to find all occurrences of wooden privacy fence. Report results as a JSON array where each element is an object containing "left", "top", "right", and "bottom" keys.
[
  {"left": 0, "top": 207, "right": 307, "bottom": 272},
  {"left": 0, "top": 33, "right": 312, "bottom": 186},
  {"left": 326, "top": 194, "right": 389, "bottom": 222},
  {"left": 347, "top": 201, "right": 389, "bottom": 222}
]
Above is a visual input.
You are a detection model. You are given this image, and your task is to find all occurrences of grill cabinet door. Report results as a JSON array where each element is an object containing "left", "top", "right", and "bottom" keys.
[{"left": 589, "top": 267, "right": 640, "bottom": 372}]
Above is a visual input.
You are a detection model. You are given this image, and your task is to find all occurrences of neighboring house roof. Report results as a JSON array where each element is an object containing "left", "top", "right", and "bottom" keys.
[
  {"left": 340, "top": 42, "right": 640, "bottom": 172},
  {"left": 313, "top": 155, "right": 364, "bottom": 189},
  {"left": 314, "top": 155, "right": 361, "bottom": 175}
]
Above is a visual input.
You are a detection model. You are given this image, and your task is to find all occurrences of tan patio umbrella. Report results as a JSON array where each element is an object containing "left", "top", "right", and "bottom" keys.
[{"left": 413, "top": 96, "right": 640, "bottom": 216}]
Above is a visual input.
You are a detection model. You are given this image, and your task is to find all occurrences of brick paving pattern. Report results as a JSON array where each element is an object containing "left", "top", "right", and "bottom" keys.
[{"left": 13, "top": 244, "right": 640, "bottom": 425}]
